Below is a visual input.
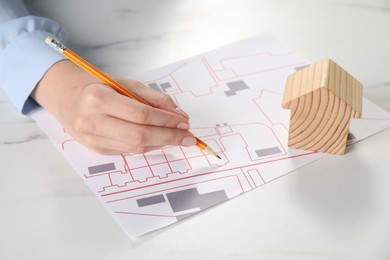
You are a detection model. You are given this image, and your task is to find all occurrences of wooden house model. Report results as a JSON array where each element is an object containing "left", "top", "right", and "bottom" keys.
[{"left": 282, "top": 59, "right": 363, "bottom": 154}]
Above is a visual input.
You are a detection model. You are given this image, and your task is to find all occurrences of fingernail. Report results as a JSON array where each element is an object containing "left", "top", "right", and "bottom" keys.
[
  {"left": 177, "top": 122, "right": 190, "bottom": 130},
  {"left": 181, "top": 136, "right": 196, "bottom": 146}
]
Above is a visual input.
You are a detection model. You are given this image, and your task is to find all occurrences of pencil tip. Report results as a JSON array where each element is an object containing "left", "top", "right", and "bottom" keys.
[{"left": 202, "top": 145, "right": 222, "bottom": 160}]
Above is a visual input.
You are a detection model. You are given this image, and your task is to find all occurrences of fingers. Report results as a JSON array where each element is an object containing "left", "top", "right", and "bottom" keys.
[
  {"left": 115, "top": 79, "right": 190, "bottom": 119},
  {"left": 92, "top": 116, "right": 196, "bottom": 147},
  {"left": 60, "top": 80, "right": 197, "bottom": 155},
  {"left": 102, "top": 91, "right": 190, "bottom": 130},
  {"left": 68, "top": 112, "right": 196, "bottom": 154}
]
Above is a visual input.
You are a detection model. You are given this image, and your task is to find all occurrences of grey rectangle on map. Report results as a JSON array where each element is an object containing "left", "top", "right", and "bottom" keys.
[
  {"left": 167, "top": 188, "right": 228, "bottom": 214},
  {"left": 295, "top": 65, "right": 309, "bottom": 71},
  {"left": 199, "top": 190, "right": 228, "bottom": 210},
  {"left": 137, "top": 194, "right": 166, "bottom": 207},
  {"left": 148, "top": 83, "right": 161, "bottom": 92},
  {"left": 166, "top": 188, "right": 199, "bottom": 212},
  {"left": 255, "top": 146, "right": 281, "bottom": 157},
  {"left": 347, "top": 132, "right": 356, "bottom": 141},
  {"left": 88, "top": 163, "right": 116, "bottom": 175},
  {"left": 160, "top": 82, "right": 172, "bottom": 92},
  {"left": 176, "top": 212, "right": 197, "bottom": 221}
]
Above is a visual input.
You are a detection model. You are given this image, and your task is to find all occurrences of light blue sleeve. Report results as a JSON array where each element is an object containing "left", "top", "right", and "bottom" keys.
[{"left": 0, "top": 0, "right": 69, "bottom": 114}]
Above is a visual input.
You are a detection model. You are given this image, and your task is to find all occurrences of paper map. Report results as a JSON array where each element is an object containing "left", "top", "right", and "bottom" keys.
[{"left": 32, "top": 33, "right": 390, "bottom": 237}]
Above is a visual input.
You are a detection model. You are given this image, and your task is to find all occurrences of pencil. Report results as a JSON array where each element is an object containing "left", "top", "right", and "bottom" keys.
[{"left": 45, "top": 35, "right": 221, "bottom": 159}]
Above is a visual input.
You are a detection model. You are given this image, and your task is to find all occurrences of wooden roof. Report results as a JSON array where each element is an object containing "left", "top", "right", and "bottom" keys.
[{"left": 282, "top": 59, "right": 362, "bottom": 115}]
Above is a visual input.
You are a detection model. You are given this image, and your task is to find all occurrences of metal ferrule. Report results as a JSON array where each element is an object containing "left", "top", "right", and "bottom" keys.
[{"left": 45, "top": 36, "right": 67, "bottom": 54}]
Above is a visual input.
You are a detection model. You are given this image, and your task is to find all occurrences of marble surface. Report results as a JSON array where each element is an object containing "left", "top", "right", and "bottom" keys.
[{"left": 1, "top": 0, "right": 390, "bottom": 259}]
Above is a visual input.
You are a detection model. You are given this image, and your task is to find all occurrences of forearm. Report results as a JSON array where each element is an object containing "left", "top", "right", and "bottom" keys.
[
  {"left": 1, "top": 0, "right": 195, "bottom": 154},
  {"left": 0, "top": 0, "right": 68, "bottom": 114},
  {"left": 31, "top": 59, "right": 195, "bottom": 154},
  {"left": 31, "top": 60, "right": 96, "bottom": 119}
]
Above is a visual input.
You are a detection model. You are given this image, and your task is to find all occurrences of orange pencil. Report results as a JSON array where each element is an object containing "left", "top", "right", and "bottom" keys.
[{"left": 45, "top": 35, "right": 221, "bottom": 159}]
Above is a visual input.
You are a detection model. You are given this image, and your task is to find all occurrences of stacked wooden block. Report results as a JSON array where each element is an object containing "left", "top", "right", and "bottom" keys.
[{"left": 282, "top": 59, "right": 363, "bottom": 154}]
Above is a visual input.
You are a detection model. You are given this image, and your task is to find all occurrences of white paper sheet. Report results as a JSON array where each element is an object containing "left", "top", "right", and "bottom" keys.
[{"left": 32, "top": 33, "right": 390, "bottom": 237}]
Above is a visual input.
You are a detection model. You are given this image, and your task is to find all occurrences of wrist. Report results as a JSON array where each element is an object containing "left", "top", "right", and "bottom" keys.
[{"left": 31, "top": 59, "right": 97, "bottom": 117}]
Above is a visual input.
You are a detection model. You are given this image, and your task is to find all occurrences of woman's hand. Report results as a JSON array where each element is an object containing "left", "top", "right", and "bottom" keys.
[{"left": 31, "top": 60, "right": 196, "bottom": 154}]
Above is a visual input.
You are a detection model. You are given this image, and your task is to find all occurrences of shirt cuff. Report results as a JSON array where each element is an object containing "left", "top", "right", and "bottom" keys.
[{"left": 0, "top": 16, "right": 68, "bottom": 115}]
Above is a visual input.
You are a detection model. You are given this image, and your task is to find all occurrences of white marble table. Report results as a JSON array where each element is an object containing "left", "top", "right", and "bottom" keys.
[{"left": 1, "top": 0, "right": 390, "bottom": 259}]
